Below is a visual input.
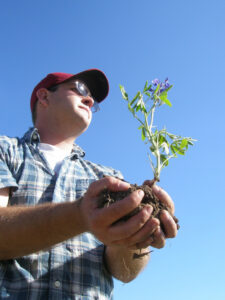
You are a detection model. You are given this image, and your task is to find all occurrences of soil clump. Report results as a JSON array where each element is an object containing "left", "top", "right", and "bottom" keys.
[{"left": 98, "top": 184, "right": 180, "bottom": 229}]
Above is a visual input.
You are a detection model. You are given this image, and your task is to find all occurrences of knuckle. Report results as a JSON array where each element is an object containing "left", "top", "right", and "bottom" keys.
[
  {"left": 129, "top": 190, "right": 143, "bottom": 204},
  {"left": 136, "top": 209, "right": 149, "bottom": 226},
  {"left": 167, "top": 203, "right": 174, "bottom": 214},
  {"left": 157, "top": 243, "right": 165, "bottom": 249},
  {"left": 161, "top": 239, "right": 166, "bottom": 248},
  {"left": 150, "top": 217, "right": 160, "bottom": 227},
  {"left": 104, "top": 176, "right": 122, "bottom": 190},
  {"left": 127, "top": 193, "right": 139, "bottom": 209},
  {"left": 155, "top": 239, "right": 166, "bottom": 249},
  {"left": 86, "top": 181, "right": 98, "bottom": 196},
  {"left": 104, "top": 176, "right": 115, "bottom": 185},
  {"left": 170, "top": 230, "right": 177, "bottom": 238}
]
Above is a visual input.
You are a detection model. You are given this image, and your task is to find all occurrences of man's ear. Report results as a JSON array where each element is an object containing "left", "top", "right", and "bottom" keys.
[{"left": 36, "top": 88, "right": 49, "bottom": 108}]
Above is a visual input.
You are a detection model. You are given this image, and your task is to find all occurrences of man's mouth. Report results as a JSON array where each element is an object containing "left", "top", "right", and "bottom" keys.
[{"left": 79, "top": 106, "right": 91, "bottom": 117}]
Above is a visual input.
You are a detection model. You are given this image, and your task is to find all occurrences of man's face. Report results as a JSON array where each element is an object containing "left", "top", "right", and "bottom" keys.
[{"left": 46, "top": 79, "right": 94, "bottom": 134}]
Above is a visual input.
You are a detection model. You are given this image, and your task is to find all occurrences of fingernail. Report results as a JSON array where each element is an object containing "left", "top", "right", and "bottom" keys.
[
  {"left": 118, "top": 180, "right": 130, "bottom": 189},
  {"left": 153, "top": 185, "right": 160, "bottom": 193},
  {"left": 138, "top": 190, "right": 144, "bottom": 197},
  {"left": 145, "top": 205, "right": 153, "bottom": 214}
]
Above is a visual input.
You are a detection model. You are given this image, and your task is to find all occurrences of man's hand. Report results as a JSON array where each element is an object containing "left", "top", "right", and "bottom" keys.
[
  {"left": 78, "top": 177, "right": 178, "bottom": 282},
  {"left": 79, "top": 176, "right": 156, "bottom": 249},
  {"left": 142, "top": 179, "right": 178, "bottom": 249},
  {"left": 79, "top": 177, "right": 177, "bottom": 250}
]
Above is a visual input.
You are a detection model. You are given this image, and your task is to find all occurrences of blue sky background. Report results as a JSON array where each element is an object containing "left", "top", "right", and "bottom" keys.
[{"left": 0, "top": 1, "right": 225, "bottom": 299}]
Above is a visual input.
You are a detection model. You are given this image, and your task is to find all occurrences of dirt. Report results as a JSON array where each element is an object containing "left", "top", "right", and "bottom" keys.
[{"left": 97, "top": 184, "right": 180, "bottom": 230}]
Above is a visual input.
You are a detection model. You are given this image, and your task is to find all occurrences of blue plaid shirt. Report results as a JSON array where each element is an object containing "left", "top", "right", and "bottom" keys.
[{"left": 0, "top": 128, "right": 123, "bottom": 300}]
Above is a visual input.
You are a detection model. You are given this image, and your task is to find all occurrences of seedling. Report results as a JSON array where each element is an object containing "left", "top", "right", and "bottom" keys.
[{"left": 120, "top": 78, "right": 196, "bottom": 183}]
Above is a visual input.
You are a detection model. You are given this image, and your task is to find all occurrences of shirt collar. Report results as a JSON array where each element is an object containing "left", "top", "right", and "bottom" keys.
[{"left": 23, "top": 127, "right": 85, "bottom": 158}]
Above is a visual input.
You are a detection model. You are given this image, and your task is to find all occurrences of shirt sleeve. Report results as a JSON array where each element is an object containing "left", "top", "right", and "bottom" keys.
[{"left": 0, "top": 143, "right": 18, "bottom": 190}]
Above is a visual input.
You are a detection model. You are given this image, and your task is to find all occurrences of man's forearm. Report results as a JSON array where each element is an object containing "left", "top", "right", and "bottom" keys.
[
  {"left": 0, "top": 199, "right": 85, "bottom": 260},
  {"left": 104, "top": 245, "right": 150, "bottom": 283}
]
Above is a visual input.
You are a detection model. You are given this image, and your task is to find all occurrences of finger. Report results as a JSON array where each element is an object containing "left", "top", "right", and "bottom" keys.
[
  {"left": 86, "top": 176, "right": 130, "bottom": 198},
  {"left": 113, "top": 212, "right": 159, "bottom": 248},
  {"left": 132, "top": 236, "right": 154, "bottom": 250},
  {"left": 160, "top": 210, "right": 178, "bottom": 238},
  {"left": 107, "top": 202, "right": 152, "bottom": 241},
  {"left": 152, "top": 185, "right": 174, "bottom": 214},
  {"left": 149, "top": 226, "right": 166, "bottom": 249},
  {"left": 93, "top": 189, "right": 145, "bottom": 227}
]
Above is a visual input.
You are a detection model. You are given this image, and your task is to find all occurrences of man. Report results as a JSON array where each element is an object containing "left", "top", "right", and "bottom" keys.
[{"left": 0, "top": 69, "right": 177, "bottom": 299}]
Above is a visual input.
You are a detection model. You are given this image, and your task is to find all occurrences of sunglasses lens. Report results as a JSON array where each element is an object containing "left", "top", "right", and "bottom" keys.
[
  {"left": 91, "top": 101, "right": 100, "bottom": 113},
  {"left": 75, "top": 81, "right": 100, "bottom": 113},
  {"left": 76, "top": 81, "right": 90, "bottom": 97}
]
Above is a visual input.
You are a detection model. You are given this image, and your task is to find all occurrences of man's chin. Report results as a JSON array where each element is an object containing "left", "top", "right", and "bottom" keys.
[{"left": 76, "top": 119, "right": 91, "bottom": 134}]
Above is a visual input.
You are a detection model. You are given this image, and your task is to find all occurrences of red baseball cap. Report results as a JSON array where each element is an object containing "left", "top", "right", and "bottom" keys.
[{"left": 30, "top": 69, "right": 109, "bottom": 112}]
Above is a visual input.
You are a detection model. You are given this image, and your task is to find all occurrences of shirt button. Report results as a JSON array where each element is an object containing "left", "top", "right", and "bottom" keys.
[
  {"left": 33, "top": 133, "right": 38, "bottom": 140},
  {"left": 54, "top": 280, "right": 61, "bottom": 288}
]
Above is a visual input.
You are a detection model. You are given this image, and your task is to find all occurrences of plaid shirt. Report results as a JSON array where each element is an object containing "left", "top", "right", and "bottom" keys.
[{"left": 0, "top": 128, "right": 122, "bottom": 300}]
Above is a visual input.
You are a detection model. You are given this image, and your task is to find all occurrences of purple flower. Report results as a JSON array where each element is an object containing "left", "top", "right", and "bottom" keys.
[
  {"left": 160, "top": 78, "right": 171, "bottom": 92},
  {"left": 164, "top": 78, "right": 170, "bottom": 89},
  {"left": 149, "top": 78, "right": 171, "bottom": 94},
  {"left": 152, "top": 78, "right": 160, "bottom": 86}
]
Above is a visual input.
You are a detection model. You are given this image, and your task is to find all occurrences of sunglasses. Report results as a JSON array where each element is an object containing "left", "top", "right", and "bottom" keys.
[
  {"left": 76, "top": 81, "right": 100, "bottom": 113},
  {"left": 48, "top": 80, "right": 100, "bottom": 113}
]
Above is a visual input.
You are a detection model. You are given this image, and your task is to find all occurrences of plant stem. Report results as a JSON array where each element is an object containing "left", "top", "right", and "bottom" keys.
[
  {"left": 149, "top": 104, "right": 156, "bottom": 134},
  {"left": 149, "top": 103, "right": 161, "bottom": 182}
]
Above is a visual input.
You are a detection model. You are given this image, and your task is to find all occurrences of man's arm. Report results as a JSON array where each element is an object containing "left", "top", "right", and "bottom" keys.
[
  {"left": 0, "top": 187, "right": 86, "bottom": 259},
  {"left": 0, "top": 178, "right": 149, "bottom": 260},
  {"left": 0, "top": 176, "right": 177, "bottom": 284},
  {"left": 104, "top": 246, "right": 150, "bottom": 283}
]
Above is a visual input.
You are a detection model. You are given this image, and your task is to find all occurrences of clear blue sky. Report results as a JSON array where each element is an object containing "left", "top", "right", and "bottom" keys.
[{"left": 0, "top": 1, "right": 225, "bottom": 299}]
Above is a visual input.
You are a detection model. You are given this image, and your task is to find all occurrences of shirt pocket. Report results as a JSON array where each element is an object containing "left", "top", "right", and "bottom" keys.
[
  {"left": 74, "top": 178, "right": 96, "bottom": 199},
  {"left": 63, "top": 178, "right": 97, "bottom": 202}
]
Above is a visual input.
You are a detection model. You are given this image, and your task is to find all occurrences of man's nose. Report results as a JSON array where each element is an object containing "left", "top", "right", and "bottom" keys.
[{"left": 82, "top": 96, "right": 94, "bottom": 108}]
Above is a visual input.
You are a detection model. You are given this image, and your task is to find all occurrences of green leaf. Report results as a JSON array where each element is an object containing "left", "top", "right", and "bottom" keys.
[
  {"left": 159, "top": 134, "right": 167, "bottom": 145},
  {"left": 141, "top": 128, "right": 146, "bottom": 141},
  {"left": 154, "top": 84, "right": 160, "bottom": 95},
  {"left": 170, "top": 145, "right": 177, "bottom": 156},
  {"left": 159, "top": 91, "right": 172, "bottom": 107},
  {"left": 160, "top": 154, "right": 169, "bottom": 166},
  {"left": 171, "top": 143, "right": 185, "bottom": 155},
  {"left": 144, "top": 91, "right": 151, "bottom": 97},
  {"left": 143, "top": 80, "right": 149, "bottom": 92},
  {"left": 180, "top": 139, "right": 188, "bottom": 149},
  {"left": 130, "top": 91, "right": 141, "bottom": 106},
  {"left": 127, "top": 102, "right": 134, "bottom": 113},
  {"left": 163, "top": 98, "right": 172, "bottom": 106},
  {"left": 119, "top": 85, "right": 128, "bottom": 100},
  {"left": 165, "top": 85, "right": 173, "bottom": 92},
  {"left": 147, "top": 84, "right": 152, "bottom": 91},
  {"left": 160, "top": 142, "right": 169, "bottom": 155},
  {"left": 141, "top": 106, "right": 147, "bottom": 114},
  {"left": 136, "top": 97, "right": 147, "bottom": 113},
  {"left": 150, "top": 146, "right": 155, "bottom": 153},
  {"left": 167, "top": 132, "right": 178, "bottom": 140},
  {"left": 135, "top": 104, "right": 141, "bottom": 112},
  {"left": 175, "top": 146, "right": 185, "bottom": 155}
]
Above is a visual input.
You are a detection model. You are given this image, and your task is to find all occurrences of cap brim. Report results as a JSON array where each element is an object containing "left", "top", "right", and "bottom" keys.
[{"left": 68, "top": 69, "right": 109, "bottom": 103}]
